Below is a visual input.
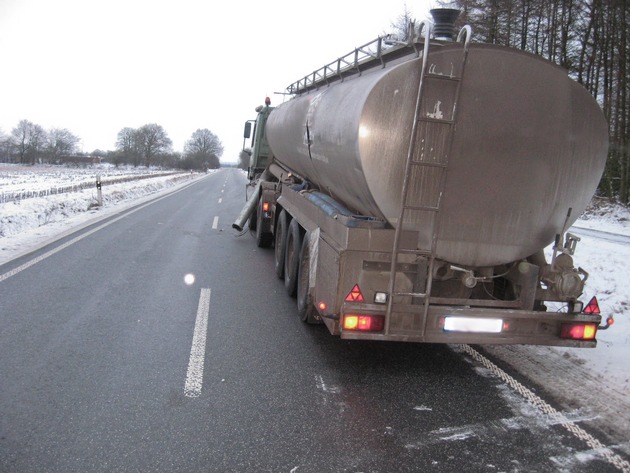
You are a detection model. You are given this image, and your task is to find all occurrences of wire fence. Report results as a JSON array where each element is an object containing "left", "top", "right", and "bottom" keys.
[{"left": 0, "top": 171, "right": 185, "bottom": 204}]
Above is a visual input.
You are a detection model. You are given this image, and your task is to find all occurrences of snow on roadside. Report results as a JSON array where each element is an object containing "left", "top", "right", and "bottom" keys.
[
  {"left": 549, "top": 205, "right": 630, "bottom": 388},
  {"left": 576, "top": 196, "right": 630, "bottom": 235},
  {"left": 551, "top": 200, "right": 629, "bottom": 397},
  {"left": 0, "top": 167, "right": 211, "bottom": 263},
  {"left": 0, "top": 163, "right": 179, "bottom": 195},
  {"left": 483, "top": 202, "right": 630, "bottom": 443}
]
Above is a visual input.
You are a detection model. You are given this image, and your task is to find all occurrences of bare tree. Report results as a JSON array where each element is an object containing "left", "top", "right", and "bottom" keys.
[
  {"left": 0, "top": 128, "right": 9, "bottom": 163},
  {"left": 11, "top": 120, "right": 47, "bottom": 164},
  {"left": 11, "top": 121, "right": 29, "bottom": 163},
  {"left": 46, "top": 128, "right": 80, "bottom": 163},
  {"left": 135, "top": 124, "right": 172, "bottom": 167},
  {"left": 116, "top": 127, "right": 141, "bottom": 166},
  {"left": 390, "top": 3, "right": 416, "bottom": 42},
  {"left": 184, "top": 128, "right": 224, "bottom": 169}
]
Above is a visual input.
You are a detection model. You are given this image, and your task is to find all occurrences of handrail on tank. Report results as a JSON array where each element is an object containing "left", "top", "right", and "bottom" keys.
[
  {"left": 418, "top": 20, "right": 433, "bottom": 58},
  {"left": 416, "top": 19, "right": 432, "bottom": 44},
  {"left": 285, "top": 36, "right": 393, "bottom": 95},
  {"left": 285, "top": 21, "right": 438, "bottom": 96},
  {"left": 457, "top": 25, "right": 472, "bottom": 48}
]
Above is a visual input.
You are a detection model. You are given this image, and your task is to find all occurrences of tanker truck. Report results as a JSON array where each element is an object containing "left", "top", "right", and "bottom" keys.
[{"left": 233, "top": 9, "right": 613, "bottom": 347}]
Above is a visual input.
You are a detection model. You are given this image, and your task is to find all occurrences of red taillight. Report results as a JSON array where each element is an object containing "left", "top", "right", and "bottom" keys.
[
  {"left": 560, "top": 323, "right": 597, "bottom": 340},
  {"left": 583, "top": 296, "right": 601, "bottom": 314},
  {"left": 343, "top": 315, "right": 384, "bottom": 332},
  {"left": 262, "top": 202, "right": 270, "bottom": 212}
]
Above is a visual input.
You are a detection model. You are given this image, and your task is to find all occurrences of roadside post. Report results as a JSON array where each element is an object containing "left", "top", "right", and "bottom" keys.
[{"left": 96, "top": 175, "right": 102, "bottom": 207}]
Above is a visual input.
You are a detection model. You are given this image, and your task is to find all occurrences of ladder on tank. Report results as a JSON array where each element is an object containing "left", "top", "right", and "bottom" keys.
[{"left": 384, "top": 23, "right": 472, "bottom": 336}]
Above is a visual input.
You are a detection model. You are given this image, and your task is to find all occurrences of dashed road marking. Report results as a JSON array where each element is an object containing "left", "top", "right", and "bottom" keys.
[
  {"left": 212, "top": 216, "right": 219, "bottom": 229},
  {"left": 184, "top": 288, "right": 212, "bottom": 398}
]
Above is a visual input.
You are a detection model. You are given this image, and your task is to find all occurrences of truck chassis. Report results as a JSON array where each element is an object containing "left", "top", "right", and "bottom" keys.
[{"left": 250, "top": 173, "right": 602, "bottom": 348}]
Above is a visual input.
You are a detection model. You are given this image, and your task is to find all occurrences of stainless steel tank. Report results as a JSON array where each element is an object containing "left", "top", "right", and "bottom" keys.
[{"left": 266, "top": 43, "right": 609, "bottom": 267}]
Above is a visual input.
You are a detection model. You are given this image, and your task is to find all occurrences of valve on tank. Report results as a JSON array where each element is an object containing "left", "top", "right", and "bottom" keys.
[
  {"left": 538, "top": 232, "right": 588, "bottom": 301},
  {"left": 540, "top": 253, "right": 588, "bottom": 301}
]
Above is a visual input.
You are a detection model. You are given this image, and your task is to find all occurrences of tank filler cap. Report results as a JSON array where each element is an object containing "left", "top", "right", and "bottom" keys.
[{"left": 429, "top": 8, "right": 461, "bottom": 41}]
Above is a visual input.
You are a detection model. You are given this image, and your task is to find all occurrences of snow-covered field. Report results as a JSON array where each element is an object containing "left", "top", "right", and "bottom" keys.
[
  {"left": 0, "top": 164, "right": 179, "bottom": 195},
  {"left": 0, "top": 165, "right": 628, "bottom": 443}
]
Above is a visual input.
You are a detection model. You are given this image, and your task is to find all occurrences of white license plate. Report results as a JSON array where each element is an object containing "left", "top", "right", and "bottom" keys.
[{"left": 443, "top": 316, "right": 503, "bottom": 333}]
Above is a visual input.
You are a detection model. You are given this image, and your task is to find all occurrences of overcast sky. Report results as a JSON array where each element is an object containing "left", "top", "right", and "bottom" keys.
[{"left": 0, "top": 0, "right": 439, "bottom": 163}]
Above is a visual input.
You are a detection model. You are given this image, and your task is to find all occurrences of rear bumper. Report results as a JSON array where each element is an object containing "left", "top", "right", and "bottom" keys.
[{"left": 338, "top": 304, "right": 601, "bottom": 347}]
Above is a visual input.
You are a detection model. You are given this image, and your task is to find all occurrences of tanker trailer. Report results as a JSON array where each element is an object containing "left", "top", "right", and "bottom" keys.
[{"left": 234, "top": 9, "right": 613, "bottom": 346}]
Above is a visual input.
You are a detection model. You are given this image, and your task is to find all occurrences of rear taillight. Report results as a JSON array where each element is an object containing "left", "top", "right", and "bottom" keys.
[
  {"left": 343, "top": 315, "right": 384, "bottom": 332},
  {"left": 560, "top": 323, "right": 597, "bottom": 340}
]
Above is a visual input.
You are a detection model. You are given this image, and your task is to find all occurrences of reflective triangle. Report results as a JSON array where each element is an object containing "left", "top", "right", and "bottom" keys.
[
  {"left": 584, "top": 296, "right": 600, "bottom": 314},
  {"left": 345, "top": 284, "right": 364, "bottom": 302}
]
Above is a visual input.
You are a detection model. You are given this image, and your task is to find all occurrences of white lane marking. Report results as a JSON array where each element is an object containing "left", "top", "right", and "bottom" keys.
[
  {"left": 184, "top": 288, "right": 212, "bottom": 398},
  {"left": 460, "top": 344, "right": 630, "bottom": 473},
  {"left": 218, "top": 198, "right": 222, "bottom": 204},
  {"left": 212, "top": 216, "right": 219, "bottom": 229},
  {"left": 413, "top": 405, "right": 433, "bottom": 411}
]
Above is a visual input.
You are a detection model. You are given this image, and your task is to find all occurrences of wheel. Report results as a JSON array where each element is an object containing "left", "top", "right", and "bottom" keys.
[
  {"left": 284, "top": 218, "right": 302, "bottom": 297},
  {"left": 255, "top": 196, "right": 273, "bottom": 248},
  {"left": 274, "top": 210, "right": 288, "bottom": 278},
  {"left": 297, "top": 232, "right": 321, "bottom": 324}
]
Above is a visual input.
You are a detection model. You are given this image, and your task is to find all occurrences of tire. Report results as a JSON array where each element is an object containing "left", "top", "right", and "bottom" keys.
[
  {"left": 255, "top": 196, "right": 273, "bottom": 248},
  {"left": 297, "top": 233, "right": 321, "bottom": 324},
  {"left": 274, "top": 210, "right": 288, "bottom": 278},
  {"left": 284, "top": 219, "right": 302, "bottom": 297}
]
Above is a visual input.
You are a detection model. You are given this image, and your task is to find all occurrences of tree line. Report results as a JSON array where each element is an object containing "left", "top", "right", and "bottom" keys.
[
  {"left": 0, "top": 120, "right": 81, "bottom": 165},
  {"left": 438, "top": 0, "right": 629, "bottom": 204},
  {"left": 112, "top": 124, "right": 223, "bottom": 170},
  {"left": 0, "top": 120, "right": 224, "bottom": 171}
]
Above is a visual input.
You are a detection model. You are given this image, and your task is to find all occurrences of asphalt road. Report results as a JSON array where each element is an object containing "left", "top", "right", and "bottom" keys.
[{"left": 1, "top": 168, "right": 627, "bottom": 473}]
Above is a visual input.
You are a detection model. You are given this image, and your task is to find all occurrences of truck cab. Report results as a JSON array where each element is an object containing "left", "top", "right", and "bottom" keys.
[{"left": 243, "top": 97, "right": 274, "bottom": 181}]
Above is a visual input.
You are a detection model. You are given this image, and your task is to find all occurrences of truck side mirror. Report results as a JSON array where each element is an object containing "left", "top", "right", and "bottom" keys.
[{"left": 243, "top": 121, "right": 252, "bottom": 139}]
